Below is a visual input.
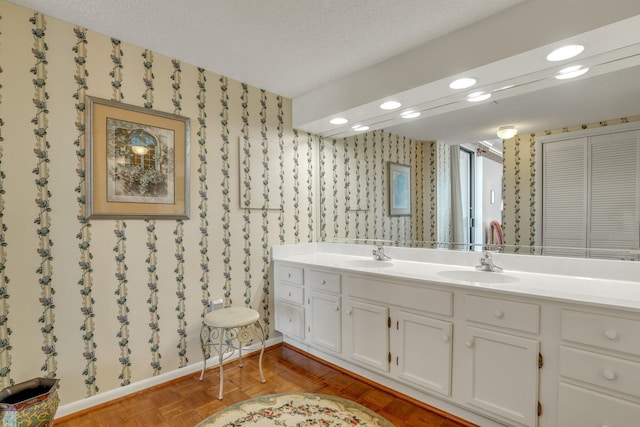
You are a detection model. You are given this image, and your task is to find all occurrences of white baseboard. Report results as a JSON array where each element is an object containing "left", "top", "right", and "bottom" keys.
[{"left": 55, "top": 336, "right": 283, "bottom": 419}]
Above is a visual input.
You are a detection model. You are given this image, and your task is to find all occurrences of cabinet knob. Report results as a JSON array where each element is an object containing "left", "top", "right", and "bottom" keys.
[
  {"left": 465, "top": 340, "right": 474, "bottom": 348},
  {"left": 602, "top": 369, "right": 616, "bottom": 381},
  {"left": 604, "top": 329, "right": 618, "bottom": 340},
  {"left": 493, "top": 310, "right": 504, "bottom": 319},
  {"left": 347, "top": 309, "right": 353, "bottom": 315},
  {"left": 334, "top": 305, "right": 340, "bottom": 311},
  {"left": 287, "top": 292, "right": 292, "bottom": 297},
  {"left": 288, "top": 317, "right": 292, "bottom": 323},
  {"left": 287, "top": 272, "right": 291, "bottom": 278},
  {"left": 321, "top": 279, "right": 326, "bottom": 284},
  {"left": 442, "top": 335, "right": 450, "bottom": 342}
]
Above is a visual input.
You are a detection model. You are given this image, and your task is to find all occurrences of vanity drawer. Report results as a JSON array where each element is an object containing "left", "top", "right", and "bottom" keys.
[
  {"left": 465, "top": 294, "right": 540, "bottom": 334},
  {"left": 278, "top": 283, "right": 304, "bottom": 305},
  {"left": 557, "top": 382, "right": 640, "bottom": 427},
  {"left": 348, "top": 277, "right": 452, "bottom": 317},
  {"left": 560, "top": 346, "right": 640, "bottom": 398},
  {"left": 277, "top": 264, "right": 304, "bottom": 285},
  {"left": 561, "top": 309, "right": 640, "bottom": 356},
  {"left": 275, "top": 301, "right": 305, "bottom": 340},
  {"left": 309, "top": 270, "right": 341, "bottom": 293}
]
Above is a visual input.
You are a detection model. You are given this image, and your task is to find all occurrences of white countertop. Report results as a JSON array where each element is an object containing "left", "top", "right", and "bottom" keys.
[{"left": 273, "top": 245, "right": 640, "bottom": 312}]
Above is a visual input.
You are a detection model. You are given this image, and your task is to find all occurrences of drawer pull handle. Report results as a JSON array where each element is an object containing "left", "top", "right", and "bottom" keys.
[
  {"left": 287, "top": 292, "right": 292, "bottom": 297},
  {"left": 604, "top": 329, "right": 618, "bottom": 340},
  {"left": 493, "top": 310, "right": 504, "bottom": 319},
  {"left": 321, "top": 279, "right": 326, "bottom": 284},
  {"left": 442, "top": 335, "right": 450, "bottom": 342},
  {"left": 287, "top": 273, "right": 291, "bottom": 278},
  {"left": 465, "top": 340, "right": 474, "bottom": 348},
  {"left": 602, "top": 370, "right": 616, "bottom": 381}
]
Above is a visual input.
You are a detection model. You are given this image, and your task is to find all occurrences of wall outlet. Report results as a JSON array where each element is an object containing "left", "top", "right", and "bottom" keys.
[{"left": 209, "top": 299, "right": 224, "bottom": 311}]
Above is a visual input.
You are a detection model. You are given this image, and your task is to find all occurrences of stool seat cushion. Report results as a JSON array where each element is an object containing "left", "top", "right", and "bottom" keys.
[{"left": 204, "top": 307, "right": 259, "bottom": 328}]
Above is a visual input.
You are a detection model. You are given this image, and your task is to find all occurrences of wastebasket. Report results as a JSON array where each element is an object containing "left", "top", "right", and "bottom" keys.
[{"left": 0, "top": 378, "right": 59, "bottom": 427}]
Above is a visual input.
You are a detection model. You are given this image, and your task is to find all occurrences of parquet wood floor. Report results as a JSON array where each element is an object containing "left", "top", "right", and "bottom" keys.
[{"left": 54, "top": 344, "right": 476, "bottom": 426}]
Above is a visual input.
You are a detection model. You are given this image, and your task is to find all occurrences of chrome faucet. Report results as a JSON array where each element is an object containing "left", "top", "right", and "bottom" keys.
[
  {"left": 372, "top": 245, "right": 391, "bottom": 261},
  {"left": 476, "top": 251, "right": 502, "bottom": 272}
]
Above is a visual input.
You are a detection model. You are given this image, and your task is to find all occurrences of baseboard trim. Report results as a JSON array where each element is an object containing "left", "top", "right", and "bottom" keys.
[{"left": 55, "top": 336, "right": 283, "bottom": 420}]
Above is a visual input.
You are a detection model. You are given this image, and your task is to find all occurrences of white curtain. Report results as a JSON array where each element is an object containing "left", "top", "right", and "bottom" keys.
[{"left": 450, "top": 145, "right": 465, "bottom": 244}]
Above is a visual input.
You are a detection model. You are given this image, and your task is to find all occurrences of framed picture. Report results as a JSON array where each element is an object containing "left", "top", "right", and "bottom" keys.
[
  {"left": 85, "top": 96, "right": 190, "bottom": 219},
  {"left": 388, "top": 162, "right": 411, "bottom": 217}
]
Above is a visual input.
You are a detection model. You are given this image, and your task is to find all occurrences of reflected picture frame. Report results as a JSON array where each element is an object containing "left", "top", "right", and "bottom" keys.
[
  {"left": 388, "top": 162, "right": 411, "bottom": 217},
  {"left": 85, "top": 96, "right": 190, "bottom": 219}
]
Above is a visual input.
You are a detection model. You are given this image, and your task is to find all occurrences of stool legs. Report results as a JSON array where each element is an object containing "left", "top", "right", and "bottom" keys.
[
  {"left": 217, "top": 329, "right": 224, "bottom": 400},
  {"left": 199, "top": 320, "right": 267, "bottom": 399},
  {"left": 255, "top": 320, "right": 266, "bottom": 384}
]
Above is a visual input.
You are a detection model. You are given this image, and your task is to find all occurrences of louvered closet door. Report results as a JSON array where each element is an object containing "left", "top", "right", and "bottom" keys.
[
  {"left": 588, "top": 130, "right": 640, "bottom": 252},
  {"left": 542, "top": 137, "right": 588, "bottom": 253}
]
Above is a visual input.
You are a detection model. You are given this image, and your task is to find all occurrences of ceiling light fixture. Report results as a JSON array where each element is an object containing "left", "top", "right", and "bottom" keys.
[
  {"left": 131, "top": 145, "right": 149, "bottom": 156},
  {"left": 496, "top": 125, "right": 518, "bottom": 140},
  {"left": 329, "top": 117, "right": 348, "bottom": 125},
  {"left": 546, "top": 44, "right": 584, "bottom": 62},
  {"left": 401, "top": 110, "right": 421, "bottom": 119},
  {"left": 379, "top": 101, "right": 401, "bottom": 110},
  {"left": 352, "top": 125, "right": 369, "bottom": 131},
  {"left": 555, "top": 65, "right": 589, "bottom": 80},
  {"left": 467, "top": 91, "right": 491, "bottom": 102},
  {"left": 449, "top": 77, "right": 476, "bottom": 89}
]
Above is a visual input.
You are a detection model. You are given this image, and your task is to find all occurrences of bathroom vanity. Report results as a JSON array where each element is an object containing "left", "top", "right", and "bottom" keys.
[{"left": 273, "top": 243, "right": 640, "bottom": 427}]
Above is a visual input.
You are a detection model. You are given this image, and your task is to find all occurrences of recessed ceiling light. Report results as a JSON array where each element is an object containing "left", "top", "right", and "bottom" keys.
[
  {"left": 555, "top": 65, "right": 589, "bottom": 80},
  {"left": 546, "top": 44, "right": 584, "bottom": 62},
  {"left": 329, "top": 117, "right": 348, "bottom": 125},
  {"left": 379, "top": 101, "right": 402, "bottom": 110},
  {"left": 449, "top": 77, "right": 476, "bottom": 89},
  {"left": 467, "top": 91, "right": 491, "bottom": 102},
  {"left": 401, "top": 111, "right": 421, "bottom": 119},
  {"left": 352, "top": 125, "right": 369, "bottom": 131}
]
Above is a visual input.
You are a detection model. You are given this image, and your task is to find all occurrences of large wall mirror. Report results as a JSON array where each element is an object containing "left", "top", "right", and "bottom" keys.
[{"left": 314, "top": 15, "right": 640, "bottom": 260}]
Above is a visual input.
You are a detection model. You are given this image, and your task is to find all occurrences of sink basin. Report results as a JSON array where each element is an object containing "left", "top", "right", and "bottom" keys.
[
  {"left": 437, "top": 270, "right": 518, "bottom": 284},
  {"left": 345, "top": 260, "right": 393, "bottom": 268}
]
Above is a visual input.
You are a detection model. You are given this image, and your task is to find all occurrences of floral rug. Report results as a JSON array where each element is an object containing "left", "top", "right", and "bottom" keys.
[{"left": 195, "top": 392, "right": 395, "bottom": 426}]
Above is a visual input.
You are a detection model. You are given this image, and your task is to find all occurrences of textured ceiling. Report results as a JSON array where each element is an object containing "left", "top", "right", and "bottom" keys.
[
  {"left": 6, "top": 0, "right": 522, "bottom": 98},
  {"left": 6, "top": 0, "right": 640, "bottom": 144}
]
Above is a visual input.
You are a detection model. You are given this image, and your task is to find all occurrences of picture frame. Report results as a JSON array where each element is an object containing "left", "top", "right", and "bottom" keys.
[
  {"left": 388, "top": 162, "right": 411, "bottom": 217},
  {"left": 85, "top": 96, "right": 190, "bottom": 219}
]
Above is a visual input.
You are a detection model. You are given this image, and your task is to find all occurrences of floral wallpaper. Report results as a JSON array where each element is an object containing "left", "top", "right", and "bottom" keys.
[
  {"left": 318, "top": 131, "right": 435, "bottom": 244},
  {"left": 502, "top": 115, "right": 640, "bottom": 247},
  {"left": 0, "top": 0, "right": 315, "bottom": 408}
]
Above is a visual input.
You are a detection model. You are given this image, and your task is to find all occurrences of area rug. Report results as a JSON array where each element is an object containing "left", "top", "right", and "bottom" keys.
[{"left": 195, "top": 392, "right": 395, "bottom": 426}]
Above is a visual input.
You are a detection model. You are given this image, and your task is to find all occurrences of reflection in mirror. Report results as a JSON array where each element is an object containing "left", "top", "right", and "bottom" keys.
[{"left": 318, "top": 115, "right": 640, "bottom": 260}]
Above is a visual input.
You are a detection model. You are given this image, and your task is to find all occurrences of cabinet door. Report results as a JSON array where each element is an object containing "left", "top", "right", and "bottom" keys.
[
  {"left": 308, "top": 290, "right": 342, "bottom": 353},
  {"left": 462, "top": 326, "right": 539, "bottom": 427},
  {"left": 275, "top": 301, "right": 305, "bottom": 340},
  {"left": 395, "top": 311, "right": 452, "bottom": 396},
  {"left": 346, "top": 299, "right": 389, "bottom": 373}
]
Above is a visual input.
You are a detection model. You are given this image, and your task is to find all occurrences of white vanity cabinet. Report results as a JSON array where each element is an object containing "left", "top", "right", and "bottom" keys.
[
  {"left": 274, "top": 263, "right": 305, "bottom": 340},
  {"left": 459, "top": 294, "right": 541, "bottom": 427},
  {"left": 557, "top": 308, "right": 640, "bottom": 426},
  {"left": 345, "top": 275, "right": 454, "bottom": 396},
  {"left": 307, "top": 269, "right": 343, "bottom": 354},
  {"left": 272, "top": 253, "right": 640, "bottom": 427}
]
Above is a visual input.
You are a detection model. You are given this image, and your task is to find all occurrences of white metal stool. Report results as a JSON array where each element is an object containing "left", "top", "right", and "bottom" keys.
[{"left": 199, "top": 307, "right": 266, "bottom": 399}]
